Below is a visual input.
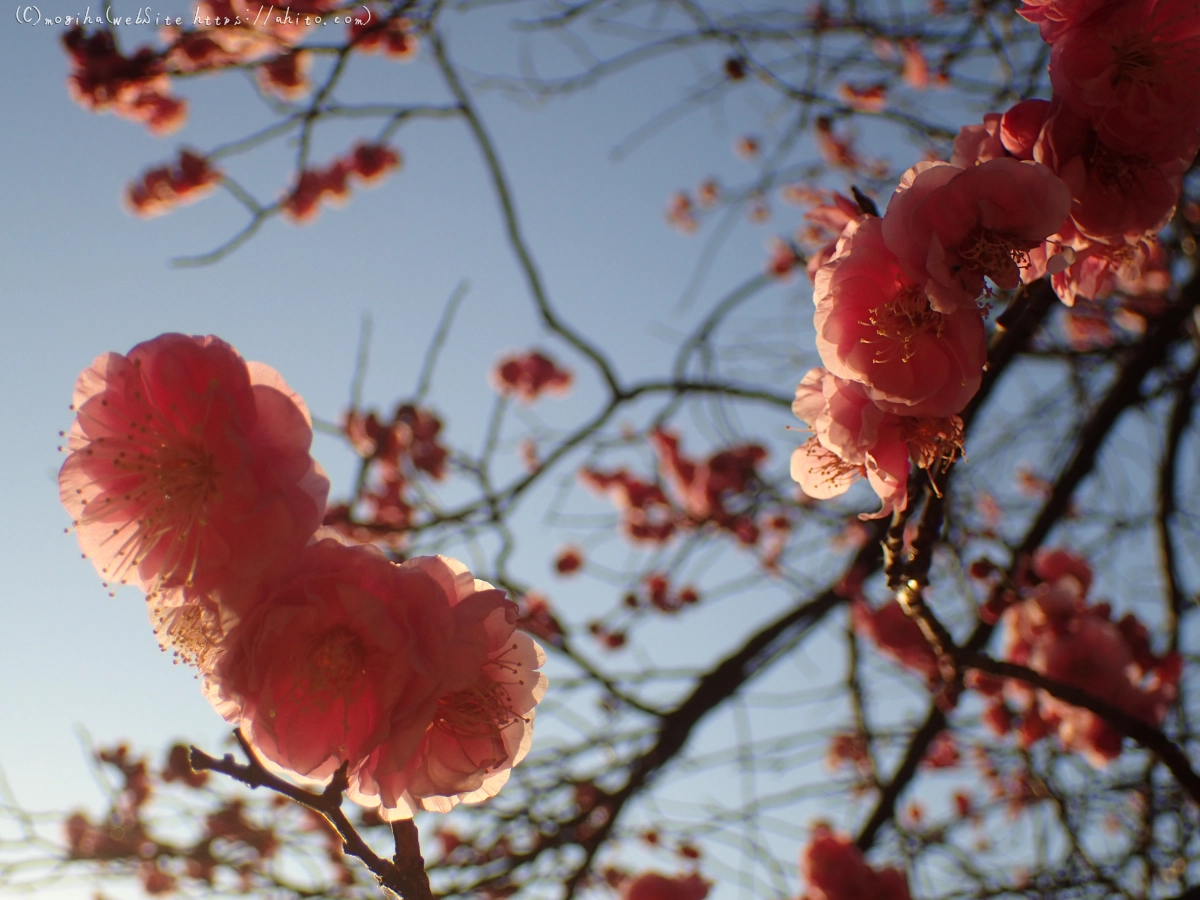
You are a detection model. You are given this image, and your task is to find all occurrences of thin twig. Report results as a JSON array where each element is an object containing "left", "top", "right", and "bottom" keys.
[{"left": 190, "top": 730, "right": 435, "bottom": 900}]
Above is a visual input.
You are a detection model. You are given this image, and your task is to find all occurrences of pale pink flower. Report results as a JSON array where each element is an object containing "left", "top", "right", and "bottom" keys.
[
  {"left": 59, "top": 333, "right": 328, "bottom": 597},
  {"left": 882, "top": 158, "right": 1072, "bottom": 312},
  {"left": 790, "top": 369, "right": 963, "bottom": 519},
  {"left": 621, "top": 872, "right": 710, "bottom": 900},
  {"left": 813, "top": 216, "right": 986, "bottom": 417},
  {"left": 348, "top": 555, "right": 547, "bottom": 819},
  {"left": 205, "top": 541, "right": 494, "bottom": 781},
  {"left": 801, "top": 824, "right": 912, "bottom": 900},
  {"left": 1049, "top": 0, "right": 1200, "bottom": 164}
]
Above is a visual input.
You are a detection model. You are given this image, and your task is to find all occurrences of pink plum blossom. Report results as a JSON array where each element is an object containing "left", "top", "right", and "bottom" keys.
[
  {"left": 999, "top": 551, "right": 1179, "bottom": 767},
  {"left": 949, "top": 113, "right": 1004, "bottom": 167},
  {"left": 347, "top": 555, "right": 547, "bottom": 819},
  {"left": 800, "top": 824, "right": 911, "bottom": 900},
  {"left": 1034, "top": 101, "right": 1184, "bottom": 242},
  {"left": 59, "top": 333, "right": 328, "bottom": 597},
  {"left": 204, "top": 541, "right": 489, "bottom": 782},
  {"left": 882, "top": 158, "right": 1072, "bottom": 312},
  {"left": 852, "top": 599, "right": 940, "bottom": 684},
  {"left": 813, "top": 216, "right": 986, "bottom": 417},
  {"left": 621, "top": 872, "right": 710, "bottom": 900},
  {"left": 1049, "top": 0, "right": 1200, "bottom": 164},
  {"left": 790, "top": 369, "right": 963, "bottom": 519}
]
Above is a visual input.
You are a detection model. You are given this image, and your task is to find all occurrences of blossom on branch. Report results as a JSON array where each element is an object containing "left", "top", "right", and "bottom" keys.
[
  {"left": 621, "top": 871, "right": 710, "bottom": 900},
  {"left": 800, "top": 824, "right": 911, "bottom": 900},
  {"left": 491, "top": 350, "right": 573, "bottom": 402},
  {"left": 58, "top": 333, "right": 329, "bottom": 598},
  {"left": 882, "top": 158, "right": 1072, "bottom": 313},
  {"left": 789, "top": 368, "right": 963, "bottom": 519},
  {"left": 813, "top": 216, "right": 987, "bottom": 417},
  {"left": 995, "top": 549, "right": 1180, "bottom": 767},
  {"left": 125, "top": 150, "right": 221, "bottom": 218},
  {"left": 63, "top": 27, "right": 187, "bottom": 135},
  {"left": 347, "top": 556, "right": 546, "bottom": 818}
]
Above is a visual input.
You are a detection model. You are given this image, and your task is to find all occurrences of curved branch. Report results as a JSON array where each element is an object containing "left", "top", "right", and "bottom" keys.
[{"left": 190, "top": 730, "right": 435, "bottom": 900}]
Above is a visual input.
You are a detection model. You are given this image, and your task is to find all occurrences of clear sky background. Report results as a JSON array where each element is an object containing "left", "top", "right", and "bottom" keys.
[{"left": 1, "top": 2, "right": 986, "bottom": 896}]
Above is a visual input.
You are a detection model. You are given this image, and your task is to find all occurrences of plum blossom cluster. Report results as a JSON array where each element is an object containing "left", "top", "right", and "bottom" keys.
[
  {"left": 125, "top": 150, "right": 221, "bottom": 218},
  {"left": 64, "top": 26, "right": 187, "bottom": 135},
  {"left": 791, "top": 0, "right": 1200, "bottom": 517},
  {"left": 790, "top": 152, "right": 1071, "bottom": 515},
  {"left": 950, "top": 0, "right": 1200, "bottom": 306},
  {"left": 62, "top": 739, "right": 395, "bottom": 895},
  {"left": 976, "top": 549, "right": 1180, "bottom": 767},
  {"left": 849, "top": 547, "right": 1177, "bottom": 767},
  {"left": 799, "top": 825, "right": 911, "bottom": 900},
  {"left": 586, "top": 572, "right": 703, "bottom": 651},
  {"left": 324, "top": 402, "right": 449, "bottom": 545},
  {"left": 64, "top": 4, "right": 415, "bottom": 230},
  {"left": 851, "top": 597, "right": 940, "bottom": 686},
  {"left": 490, "top": 349, "right": 573, "bottom": 402},
  {"left": 59, "top": 334, "right": 545, "bottom": 820},
  {"left": 282, "top": 143, "right": 403, "bottom": 225},
  {"left": 581, "top": 429, "right": 768, "bottom": 546},
  {"left": 65, "top": 1, "right": 421, "bottom": 132}
]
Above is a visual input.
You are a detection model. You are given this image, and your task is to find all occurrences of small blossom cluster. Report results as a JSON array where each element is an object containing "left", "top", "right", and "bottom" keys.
[
  {"left": 851, "top": 598, "right": 941, "bottom": 685},
  {"left": 491, "top": 350, "right": 573, "bottom": 402},
  {"left": 581, "top": 429, "right": 768, "bottom": 547},
  {"left": 324, "top": 403, "right": 448, "bottom": 545},
  {"left": 282, "top": 143, "right": 403, "bottom": 224},
  {"left": 350, "top": 14, "right": 418, "bottom": 59},
  {"left": 59, "top": 334, "right": 545, "bottom": 820},
  {"left": 63, "top": 27, "right": 187, "bottom": 135},
  {"left": 975, "top": 549, "right": 1180, "bottom": 767},
  {"left": 64, "top": 1, "right": 421, "bottom": 123},
  {"left": 63, "top": 741, "right": 390, "bottom": 894},
  {"left": 586, "top": 572, "right": 702, "bottom": 651},
  {"left": 799, "top": 824, "right": 911, "bottom": 900},
  {"left": 664, "top": 179, "right": 724, "bottom": 234},
  {"left": 791, "top": 0, "right": 1199, "bottom": 516},
  {"left": 125, "top": 150, "right": 222, "bottom": 218},
  {"left": 619, "top": 871, "right": 710, "bottom": 900}
]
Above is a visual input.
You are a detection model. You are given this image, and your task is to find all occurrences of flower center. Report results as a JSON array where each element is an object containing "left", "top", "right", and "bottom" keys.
[
  {"left": 1087, "top": 140, "right": 1145, "bottom": 194},
  {"left": 958, "top": 227, "right": 1029, "bottom": 286},
  {"left": 1110, "top": 35, "right": 1158, "bottom": 89},
  {"left": 301, "top": 628, "right": 366, "bottom": 702},
  {"left": 434, "top": 647, "right": 529, "bottom": 771},
  {"left": 903, "top": 416, "right": 965, "bottom": 472},
  {"left": 152, "top": 598, "right": 222, "bottom": 670},
  {"left": 862, "top": 285, "right": 943, "bottom": 362},
  {"left": 76, "top": 394, "right": 224, "bottom": 591},
  {"left": 801, "top": 437, "right": 864, "bottom": 489}
]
